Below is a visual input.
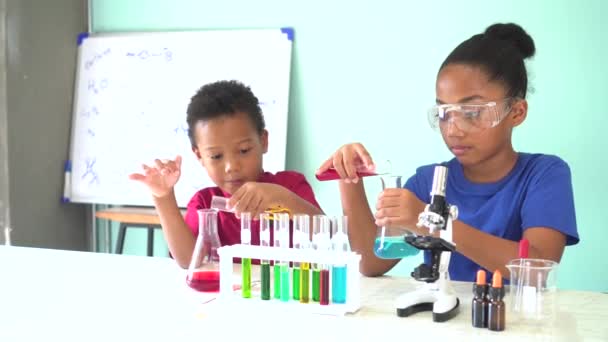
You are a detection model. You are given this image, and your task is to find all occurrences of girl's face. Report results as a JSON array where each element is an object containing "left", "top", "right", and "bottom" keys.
[
  {"left": 435, "top": 63, "right": 527, "bottom": 167},
  {"left": 192, "top": 112, "right": 268, "bottom": 195}
]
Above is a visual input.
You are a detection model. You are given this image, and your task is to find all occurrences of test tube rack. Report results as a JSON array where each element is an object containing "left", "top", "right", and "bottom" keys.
[{"left": 217, "top": 244, "right": 362, "bottom": 316}]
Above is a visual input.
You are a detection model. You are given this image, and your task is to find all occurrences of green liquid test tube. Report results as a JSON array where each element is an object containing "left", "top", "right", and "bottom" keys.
[
  {"left": 261, "top": 261, "right": 271, "bottom": 300},
  {"left": 242, "top": 258, "right": 252, "bottom": 298},
  {"left": 240, "top": 213, "right": 252, "bottom": 299},
  {"left": 300, "top": 263, "right": 310, "bottom": 303},
  {"left": 312, "top": 268, "right": 321, "bottom": 302},
  {"left": 293, "top": 214, "right": 312, "bottom": 304},
  {"left": 274, "top": 263, "right": 281, "bottom": 299},
  {"left": 260, "top": 213, "right": 272, "bottom": 300},
  {"left": 292, "top": 268, "right": 301, "bottom": 300},
  {"left": 280, "top": 263, "right": 290, "bottom": 301}
]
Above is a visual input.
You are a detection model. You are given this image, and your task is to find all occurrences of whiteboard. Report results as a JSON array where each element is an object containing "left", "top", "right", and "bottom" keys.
[{"left": 69, "top": 29, "right": 293, "bottom": 207}]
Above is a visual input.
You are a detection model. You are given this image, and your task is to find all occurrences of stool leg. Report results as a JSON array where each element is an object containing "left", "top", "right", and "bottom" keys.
[
  {"left": 147, "top": 227, "right": 154, "bottom": 257},
  {"left": 115, "top": 223, "right": 127, "bottom": 254}
]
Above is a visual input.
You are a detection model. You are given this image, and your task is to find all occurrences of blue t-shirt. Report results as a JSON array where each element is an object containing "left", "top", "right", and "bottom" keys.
[{"left": 404, "top": 153, "right": 579, "bottom": 282}]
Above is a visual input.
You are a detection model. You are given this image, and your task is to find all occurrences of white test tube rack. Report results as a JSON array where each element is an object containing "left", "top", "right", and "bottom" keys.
[{"left": 217, "top": 244, "right": 362, "bottom": 316}]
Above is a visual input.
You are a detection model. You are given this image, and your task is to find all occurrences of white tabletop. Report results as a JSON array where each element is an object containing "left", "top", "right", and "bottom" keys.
[{"left": 0, "top": 246, "right": 606, "bottom": 341}]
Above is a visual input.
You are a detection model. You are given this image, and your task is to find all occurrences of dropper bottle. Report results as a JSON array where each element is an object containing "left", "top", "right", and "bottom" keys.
[
  {"left": 488, "top": 270, "right": 506, "bottom": 331},
  {"left": 472, "top": 269, "right": 489, "bottom": 328}
]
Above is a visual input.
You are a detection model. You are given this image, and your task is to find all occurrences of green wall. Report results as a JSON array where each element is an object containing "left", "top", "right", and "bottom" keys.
[{"left": 91, "top": 0, "right": 608, "bottom": 292}]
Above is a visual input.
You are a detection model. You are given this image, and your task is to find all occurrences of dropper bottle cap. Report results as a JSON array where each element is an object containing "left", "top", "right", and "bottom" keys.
[
  {"left": 473, "top": 269, "right": 488, "bottom": 297},
  {"left": 489, "top": 270, "right": 505, "bottom": 299}
]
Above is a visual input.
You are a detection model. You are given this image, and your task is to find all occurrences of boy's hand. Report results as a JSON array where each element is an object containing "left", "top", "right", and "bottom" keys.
[
  {"left": 228, "top": 182, "right": 287, "bottom": 219},
  {"left": 129, "top": 156, "right": 182, "bottom": 198},
  {"left": 316, "top": 142, "right": 375, "bottom": 184},
  {"left": 374, "top": 188, "right": 427, "bottom": 234}
]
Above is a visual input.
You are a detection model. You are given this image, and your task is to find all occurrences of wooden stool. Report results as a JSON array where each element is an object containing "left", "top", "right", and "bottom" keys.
[{"left": 95, "top": 207, "right": 182, "bottom": 256}]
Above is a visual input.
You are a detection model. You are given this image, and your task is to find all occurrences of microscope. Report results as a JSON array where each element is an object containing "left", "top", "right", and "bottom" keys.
[{"left": 395, "top": 165, "right": 460, "bottom": 322}]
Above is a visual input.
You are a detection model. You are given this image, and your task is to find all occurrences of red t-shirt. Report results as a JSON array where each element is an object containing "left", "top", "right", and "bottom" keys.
[{"left": 184, "top": 171, "right": 321, "bottom": 247}]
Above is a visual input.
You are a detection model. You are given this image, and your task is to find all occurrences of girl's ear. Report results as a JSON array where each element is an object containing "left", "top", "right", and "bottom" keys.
[
  {"left": 260, "top": 129, "right": 269, "bottom": 153},
  {"left": 509, "top": 98, "right": 527, "bottom": 127}
]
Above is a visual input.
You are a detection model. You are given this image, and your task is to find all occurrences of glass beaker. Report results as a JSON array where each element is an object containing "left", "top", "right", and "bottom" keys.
[
  {"left": 186, "top": 209, "right": 222, "bottom": 292},
  {"left": 374, "top": 175, "right": 419, "bottom": 259},
  {"left": 506, "top": 258, "right": 559, "bottom": 323}
]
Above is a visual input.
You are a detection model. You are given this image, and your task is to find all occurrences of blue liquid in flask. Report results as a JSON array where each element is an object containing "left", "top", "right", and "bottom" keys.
[{"left": 373, "top": 236, "right": 420, "bottom": 259}]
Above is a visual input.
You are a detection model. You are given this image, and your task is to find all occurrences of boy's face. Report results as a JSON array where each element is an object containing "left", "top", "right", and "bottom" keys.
[{"left": 192, "top": 112, "right": 268, "bottom": 195}]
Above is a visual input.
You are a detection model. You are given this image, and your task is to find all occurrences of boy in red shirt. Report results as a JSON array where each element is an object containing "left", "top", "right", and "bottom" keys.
[{"left": 130, "top": 80, "right": 322, "bottom": 268}]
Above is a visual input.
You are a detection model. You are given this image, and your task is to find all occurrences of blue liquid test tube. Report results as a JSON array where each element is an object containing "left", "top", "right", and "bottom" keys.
[{"left": 331, "top": 216, "right": 350, "bottom": 304}]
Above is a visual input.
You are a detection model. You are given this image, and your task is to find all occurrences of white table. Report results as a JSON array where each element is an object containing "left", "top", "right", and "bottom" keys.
[{"left": 1, "top": 246, "right": 606, "bottom": 341}]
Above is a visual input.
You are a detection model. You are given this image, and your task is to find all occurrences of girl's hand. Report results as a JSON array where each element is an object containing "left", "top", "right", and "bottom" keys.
[
  {"left": 374, "top": 188, "right": 426, "bottom": 233},
  {"left": 316, "top": 143, "right": 375, "bottom": 183}
]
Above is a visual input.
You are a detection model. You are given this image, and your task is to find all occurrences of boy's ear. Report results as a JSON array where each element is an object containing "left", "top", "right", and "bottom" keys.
[
  {"left": 261, "top": 129, "right": 269, "bottom": 153},
  {"left": 509, "top": 99, "right": 527, "bottom": 128}
]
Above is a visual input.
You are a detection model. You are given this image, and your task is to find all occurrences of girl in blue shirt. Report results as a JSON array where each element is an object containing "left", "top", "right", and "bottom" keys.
[{"left": 317, "top": 23, "right": 579, "bottom": 281}]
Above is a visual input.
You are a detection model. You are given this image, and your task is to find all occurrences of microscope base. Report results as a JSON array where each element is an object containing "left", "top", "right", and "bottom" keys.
[{"left": 395, "top": 286, "right": 460, "bottom": 322}]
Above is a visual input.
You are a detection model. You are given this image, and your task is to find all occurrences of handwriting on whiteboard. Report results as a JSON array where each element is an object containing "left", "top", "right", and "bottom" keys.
[
  {"left": 82, "top": 157, "right": 100, "bottom": 186},
  {"left": 88, "top": 79, "right": 109, "bottom": 95},
  {"left": 84, "top": 48, "right": 111, "bottom": 70},
  {"left": 125, "top": 48, "right": 173, "bottom": 62}
]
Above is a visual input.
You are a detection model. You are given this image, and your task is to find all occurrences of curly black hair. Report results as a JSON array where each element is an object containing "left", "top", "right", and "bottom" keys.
[{"left": 186, "top": 80, "right": 265, "bottom": 147}]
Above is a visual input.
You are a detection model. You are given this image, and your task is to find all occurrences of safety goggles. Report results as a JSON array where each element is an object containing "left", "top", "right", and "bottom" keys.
[{"left": 428, "top": 98, "right": 514, "bottom": 133}]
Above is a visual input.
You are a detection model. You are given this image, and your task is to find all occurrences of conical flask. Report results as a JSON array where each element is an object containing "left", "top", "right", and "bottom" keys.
[{"left": 186, "top": 209, "right": 221, "bottom": 292}]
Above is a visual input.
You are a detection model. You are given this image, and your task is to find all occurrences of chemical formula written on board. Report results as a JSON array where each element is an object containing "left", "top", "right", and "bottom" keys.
[{"left": 126, "top": 48, "right": 173, "bottom": 62}]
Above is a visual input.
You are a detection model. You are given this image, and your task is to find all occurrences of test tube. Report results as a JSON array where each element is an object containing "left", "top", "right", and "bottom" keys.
[
  {"left": 240, "top": 212, "right": 252, "bottom": 298},
  {"left": 319, "top": 226, "right": 331, "bottom": 305},
  {"left": 312, "top": 215, "right": 330, "bottom": 303},
  {"left": 331, "top": 216, "right": 349, "bottom": 304},
  {"left": 275, "top": 212, "right": 291, "bottom": 302},
  {"left": 292, "top": 214, "right": 306, "bottom": 301},
  {"left": 273, "top": 213, "right": 281, "bottom": 300},
  {"left": 296, "top": 214, "right": 311, "bottom": 303},
  {"left": 260, "top": 213, "right": 272, "bottom": 300}
]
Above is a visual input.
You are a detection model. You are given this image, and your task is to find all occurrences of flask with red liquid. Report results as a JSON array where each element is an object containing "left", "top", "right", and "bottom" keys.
[{"left": 186, "top": 209, "right": 222, "bottom": 292}]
